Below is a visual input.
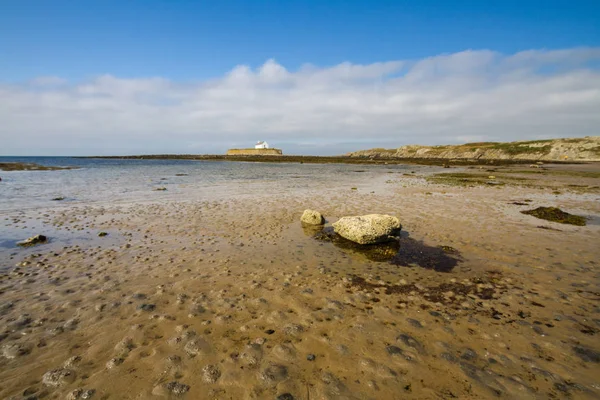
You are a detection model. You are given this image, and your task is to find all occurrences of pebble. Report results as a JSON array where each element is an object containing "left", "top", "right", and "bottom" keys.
[
  {"left": 137, "top": 303, "right": 156, "bottom": 312},
  {"left": 67, "top": 388, "right": 95, "bottom": 399},
  {"left": 306, "top": 354, "right": 316, "bottom": 361},
  {"left": 277, "top": 394, "right": 295, "bottom": 400},
  {"left": 385, "top": 346, "right": 403, "bottom": 355},
  {"left": 166, "top": 381, "right": 190, "bottom": 395},
  {"left": 202, "top": 364, "right": 221, "bottom": 383},
  {"left": 105, "top": 357, "right": 124, "bottom": 369},
  {"left": 42, "top": 368, "right": 76, "bottom": 387}
]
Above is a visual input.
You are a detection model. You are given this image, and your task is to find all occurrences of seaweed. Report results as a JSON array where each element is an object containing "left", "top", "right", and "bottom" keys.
[{"left": 521, "top": 207, "right": 586, "bottom": 226}]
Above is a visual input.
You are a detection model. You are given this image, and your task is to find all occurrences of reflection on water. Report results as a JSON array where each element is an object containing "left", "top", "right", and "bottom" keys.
[{"left": 307, "top": 225, "right": 461, "bottom": 271}]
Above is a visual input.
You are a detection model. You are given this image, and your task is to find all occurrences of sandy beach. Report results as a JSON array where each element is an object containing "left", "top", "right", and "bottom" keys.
[{"left": 1, "top": 162, "right": 599, "bottom": 399}]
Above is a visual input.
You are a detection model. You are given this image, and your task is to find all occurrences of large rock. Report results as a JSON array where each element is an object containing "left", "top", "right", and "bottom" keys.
[
  {"left": 332, "top": 214, "right": 401, "bottom": 244},
  {"left": 301, "top": 209, "right": 325, "bottom": 225}
]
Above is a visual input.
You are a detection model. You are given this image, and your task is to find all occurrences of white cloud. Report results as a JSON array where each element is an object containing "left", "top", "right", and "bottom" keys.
[{"left": 1, "top": 47, "right": 599, "bottom": 155}]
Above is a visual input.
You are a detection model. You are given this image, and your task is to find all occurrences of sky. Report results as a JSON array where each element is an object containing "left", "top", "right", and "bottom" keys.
[{"left": 1, "top": 0, "right": 599, "bottom": 156}]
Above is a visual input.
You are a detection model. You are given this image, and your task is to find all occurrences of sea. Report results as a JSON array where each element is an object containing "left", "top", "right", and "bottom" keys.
[{"left": 0, "top": 156, "right": 413, "bottom": 213}]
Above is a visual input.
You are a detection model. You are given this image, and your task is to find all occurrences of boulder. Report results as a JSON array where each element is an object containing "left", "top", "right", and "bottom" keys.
[
  {"left": 17, "top": 234, "right": 47, "bottom": 247},
  {"left": 301, "top": 210, "right": 325, "bottom": 225},
  {"left": 332, "top": 214, "right": 401, "bottom": 244}
]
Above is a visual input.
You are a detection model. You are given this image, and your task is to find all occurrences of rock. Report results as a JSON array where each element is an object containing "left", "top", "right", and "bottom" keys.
[
  {"left": 105, "top": 357, "right": 124, "bottom": 369},
  {"left": 332, "top": 214, "right": 401, "bottom": 244},
  {"left": 202, "top": 364, "right": 221, "bottom": 383},
  {"left": 277, "top": 394, "right": 295, "bottom": 400},
  {"left": 98, "top": 232, "right": 108, "bottom": 237},
  {"left": 42, "top": 368, "right": 76, "bottom": 387},
  {"left": 385, "top": 345, "right": 403, "bottom": 355},
  {"left": 17, "top": 235, "right": 47, "bottom": 247},
  {"left": 306, "top": 354, "right": 316, "bottom": 361},
  {"left": 153, "top": 381, "right": 190, "bottom": 396},
  {"left": 66, "top": 388, "right": 95, "bottom": 399},
  {"left": 301, "top": 210, "right": 325, "bottom": 225},
  {"left": 167, "top": 381, "right": 190, "bottom": 395},
  {"left": 137, "top": 303, "right": 155, "bottom": 312},
  {"left": 52, "top": 197, "right": 65, "bottom": 201}
]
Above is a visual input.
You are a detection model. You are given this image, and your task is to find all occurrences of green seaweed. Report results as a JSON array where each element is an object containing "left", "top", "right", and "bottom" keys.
[
  {"left": 491, "top": 142, "right": 553, "bottom": 155},
  {"left": 521, "top": 207, "right": 586, "bottom": 226}
]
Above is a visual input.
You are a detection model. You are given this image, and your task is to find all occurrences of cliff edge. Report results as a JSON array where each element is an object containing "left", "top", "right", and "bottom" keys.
[{"left": 347, "top": 137, "right": 600, "bottom": 161}]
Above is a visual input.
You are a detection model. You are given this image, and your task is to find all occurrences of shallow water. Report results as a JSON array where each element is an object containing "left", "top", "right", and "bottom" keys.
[{"left": 0, "top": 157, "right": 414, "bottom": 212}]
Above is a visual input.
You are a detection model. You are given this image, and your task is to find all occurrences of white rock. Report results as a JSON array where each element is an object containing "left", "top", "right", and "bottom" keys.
[{"left": 332, "top": 214, "right": 401, "bottom": 244}]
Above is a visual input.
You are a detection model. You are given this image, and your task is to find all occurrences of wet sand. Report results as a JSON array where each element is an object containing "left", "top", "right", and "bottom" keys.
[{"left": 1, "top": 164, "right": 599, "bottom": 399}]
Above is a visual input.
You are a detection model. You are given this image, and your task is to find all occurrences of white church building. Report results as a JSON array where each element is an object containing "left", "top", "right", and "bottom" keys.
[{"left": 255, "top": 141, "right": 269, "bottom": 149}]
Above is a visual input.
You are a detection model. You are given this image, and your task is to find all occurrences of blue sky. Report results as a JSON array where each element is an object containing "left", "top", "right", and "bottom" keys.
[{"left": 1, "top": 0, "right": 599, "bottom": 155}]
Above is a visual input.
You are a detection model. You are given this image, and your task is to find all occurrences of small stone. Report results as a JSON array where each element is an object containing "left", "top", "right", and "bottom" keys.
[
  {"left": 63, "top": 356, "right": 82, "bottom": 368},
  {"left": 165, "top": 381, "right": 190, "bottom": 395},
  {"left": 98, "top": 232, "right": 108, "bottom": 237},
  {"left": 202, "top": 364, "right": 221, "bottom": 383},
  {"left": 66, "top": 388, "right": 96, "bottom": 399},
  {"left": 42, "top": 368, "right": 76, "bottom": 387},
  {"left": 105, "top": 357, "right": 124, "bottom": 369},
  {"left": 306, "top": 354, "right": 316, "bottom": 361},
  {"left": 265, "top": 329, "right": 275, "bottom": 335},
  {"left": 137, "top": 304, "right": 155, "bottom": 312},
  {"left": 300, "top": 210, "right": 325, "bottom": 225},
  {"left": 385, "top": 346, "right": 403, "bottom": 355},
  {"left": 277, "top": 394, "right": 295, "bottom": 400}
]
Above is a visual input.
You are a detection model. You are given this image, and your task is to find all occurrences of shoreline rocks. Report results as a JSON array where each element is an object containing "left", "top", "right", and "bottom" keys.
[
  {"left": 300, "top": 210, "right": 325, "bottom": 225},
  {"left": 332, "top": 214, "right": 401, "bottom": 244},
  {"left": 17, "top": 234, "right": 47, "bottom": 247}
]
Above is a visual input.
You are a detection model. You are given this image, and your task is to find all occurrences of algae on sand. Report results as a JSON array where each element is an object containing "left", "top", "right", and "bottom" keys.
[{"left": 521, "top": 207, "right": 586, "bottom": 226}]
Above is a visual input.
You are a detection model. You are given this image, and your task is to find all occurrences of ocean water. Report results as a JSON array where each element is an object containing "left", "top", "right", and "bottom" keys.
[{"left": 0, "top": 156, "right": 412, "bottom": 212}]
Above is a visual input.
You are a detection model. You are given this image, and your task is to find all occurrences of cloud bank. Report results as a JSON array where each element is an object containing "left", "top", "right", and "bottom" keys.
[{"left": 1, "top": 47, "right": 599, "bottom": 155}]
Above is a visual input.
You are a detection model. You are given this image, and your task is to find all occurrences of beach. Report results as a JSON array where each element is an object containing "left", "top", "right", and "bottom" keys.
[{"left": 1, "top": 160, "right": 599, "bottom": 399}]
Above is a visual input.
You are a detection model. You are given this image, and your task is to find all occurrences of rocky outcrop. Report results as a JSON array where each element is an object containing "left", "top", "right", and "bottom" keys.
[
  {"left": 332, "top": 214, "right": 401, "bottom": 245},
  {"left": 17, "top": 234, "right": 47, "bottom": 247},
  {"left": 347, "top": 136, "right": 600, "bottom": 162},
  {"left": 0, "top": 162, "right": 75, "bottom": 171},
  {"left": 301, "top": 210, "right": 325, "bottom": 225}
]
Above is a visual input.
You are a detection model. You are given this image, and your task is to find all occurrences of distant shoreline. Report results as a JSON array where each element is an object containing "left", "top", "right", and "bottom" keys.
[{"left": 77, "top": 154, "right": 586, "bottom": 166}]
